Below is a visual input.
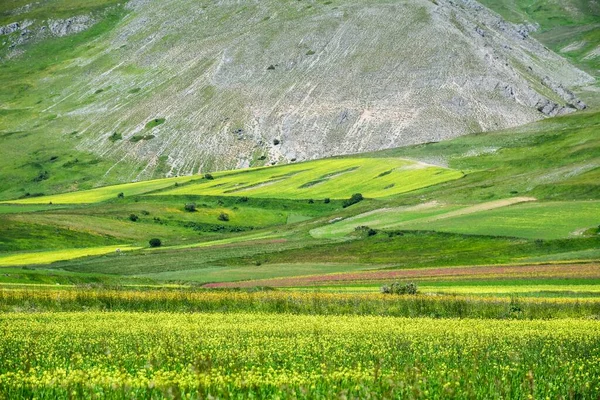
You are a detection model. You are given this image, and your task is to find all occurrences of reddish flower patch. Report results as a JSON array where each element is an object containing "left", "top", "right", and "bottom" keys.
[{"left": 204, "top": 263, "right": 600, "bottom": 288}]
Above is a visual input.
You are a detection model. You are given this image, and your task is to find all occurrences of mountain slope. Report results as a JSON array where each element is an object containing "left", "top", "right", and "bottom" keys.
[{"left": 0, "top": 0, "right": 594, "bottom": 199}]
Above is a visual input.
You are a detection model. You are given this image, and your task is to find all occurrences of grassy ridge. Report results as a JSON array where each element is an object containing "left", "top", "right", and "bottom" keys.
[{"left": 4, "top": 157, "right": 463, "bottom": 204}]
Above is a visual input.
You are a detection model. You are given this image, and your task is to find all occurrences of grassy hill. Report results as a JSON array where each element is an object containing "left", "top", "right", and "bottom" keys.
[
  {"left": 478, "top": 0, "right": 600, "bottom": 77},
  {"left": 0, "top": 0, "right": 595, "bottom": 201},
  {"left": 0, "top": 109, "right": 597, "bottom": 290}
]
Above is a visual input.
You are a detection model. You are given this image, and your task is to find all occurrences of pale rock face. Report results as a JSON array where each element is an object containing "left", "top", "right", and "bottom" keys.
[
  {"left": 2, "top": 0, "right": 595, "bottom": 181},
  {"left": 47, "top": 16, "right": 96, "bottom": 37}
]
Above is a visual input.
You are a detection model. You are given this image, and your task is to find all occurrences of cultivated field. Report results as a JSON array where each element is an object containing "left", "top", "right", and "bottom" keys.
[
  {"left": 0, "top": 104, "right": 598, "bottom": 399},
  {"left": 1, "top": 290, "right": 600, "bottom": 398}
]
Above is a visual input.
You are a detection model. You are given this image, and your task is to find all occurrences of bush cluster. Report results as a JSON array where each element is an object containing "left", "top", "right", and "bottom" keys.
[
  {"left": 342, "top": 193, "right": 363, "bottom": 208},
  {"left": 381, "top": 282, "right": 418, "bottom": 295},
  {"left": 355, "top": 225, "right": 377, "bottom": 236},
  {"left": 218, "top": 212, "right": 230, "bottom": 222}
]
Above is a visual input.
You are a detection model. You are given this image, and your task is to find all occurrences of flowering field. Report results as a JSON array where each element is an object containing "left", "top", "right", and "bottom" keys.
[
  {"left": 2, "top": 287, "right": 600, "bottom": 318},
  {"left": 0, "top": 312, "right": 599, "bottom": 399}
]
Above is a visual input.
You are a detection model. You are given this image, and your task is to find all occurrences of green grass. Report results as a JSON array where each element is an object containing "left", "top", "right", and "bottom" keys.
[
  {"left": 477, "top": 0, "right": 600, "bottom": 74},
  {"left": 0, "top": 3, "right": 134, "bottom": 200},
  {"left": 371, "top": 111, "right": 600, "bottom": 203},
  {"left": 396, "top": 201, "right": 600, "bottom": 240},
  {"left": 0, "top": 268, "right": 151, "bottom": 286},
  {"left": 0, "top": 218, "right": 122, "bottom": 252},
  {"left": 310, "top": 202, "right": 462, "bottom": 239},
  {"left": 217, "top": 231, "right": 600, "bottom": 270},
  {"left": 0, "top": 204, "right": 71, "bottom": 214},
  {"left": 140, "top": 263, "right": 379, "bottom": 284}
]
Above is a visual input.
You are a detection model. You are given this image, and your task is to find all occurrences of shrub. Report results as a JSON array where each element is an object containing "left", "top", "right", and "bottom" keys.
[
  {"left": 355, "top": 225, "right": 377, "bottom": 236},
  {"left": 33, "top": 171, "right": 49, "bottom": 182},
  {"left": 273, "top": 138, "right": 281, "bottom": 145},
  {"left": 381, "top": 282, "right": 418, "bottom": 295},
  {"left": 141, "top": 210, "right": 150, "bottom": 216},
  {"left": 324, "top": 198, "right": 330, "bottom": 204},
  {"left": 149, "top": 238, "right": 162, "bottom": 248},
  {"left": 237, "top": 196, "right": 249, "bottom": 203},
  {"left": 129, "top": 214, "right": 139, "bottom": 222},
  {"left": 108, "top": 132, "right": 122, "bottom": 142},
  {"left": 308, "top": 199, "right": 314, "bottom": 204},
  {"left": 145, "top": 118, "right": 165, "bottom": 129},
  {"left": 117, "top": 192, "right": 124, "bottom": 199},
  {"left": 204, "top": 173, "right": 214, "bottom": 180},
  {"left": 342, "top": 193, "right": 363, "bottom": 208},
  {"left": 184, "top": 203, "right": 197, "bottom": 212},
  {"left": 218, "top": 212, "right": 230, "bottom": 222}
]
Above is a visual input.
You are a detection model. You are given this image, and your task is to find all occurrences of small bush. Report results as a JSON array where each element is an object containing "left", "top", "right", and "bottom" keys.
[
  {"left": 129, "top": 214, "right": 139, "bottom": 222},
  {"left": 273, "top": 138, "right": 281, "bottom": 145},
  {"left": 149, "top": 238, "right": 162, "bottom": 247},
  {"left": 218, "top": 212, "right": 230, "bottom": 222},
  {"left": 184, "top": 203, "right": 197, "bottom": 212},
  {"left": 237, "top": 196, "right": 249, "bottom": 203},
  {"left": 145, "top": 118, "right": 165, "bottom": 129},
  {"left": 342, "top": 193, "right": 363, "bottom": 208},
  {"left": 308, "top": 199, "right": 314, "bottom": 204},
  {"left": 204, "top": 173, "right": 214, "bottom": 180},
  {"left": 381, "top": 282, "right": 418, "bottom": 295},
  {"left": 324, "top": 198, "right": 330, "bottom": 204},
  {"left": 117, "top": 192, "right": 125, "bottom": 199},
  {"left": 141, "top": 210, "right": 150, "bottom": 216},
  {"left": 355, "top": 225, "right": 377, "bottom": 236},
  {"left": 108, "top": 132, "right": 122, "bottom": 142},
  {"left": 33, "top": 171, "right": 49, "bottom": 182}
]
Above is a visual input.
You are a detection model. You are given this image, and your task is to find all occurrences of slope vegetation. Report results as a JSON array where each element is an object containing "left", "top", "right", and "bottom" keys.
[{"left": 0, "top": 0, "right": 594, "bottom": 199}]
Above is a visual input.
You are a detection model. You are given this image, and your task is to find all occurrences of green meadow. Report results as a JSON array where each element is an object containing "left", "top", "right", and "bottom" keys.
[{"left": 0, "top": 111, "right": 597, "bottom": 290}]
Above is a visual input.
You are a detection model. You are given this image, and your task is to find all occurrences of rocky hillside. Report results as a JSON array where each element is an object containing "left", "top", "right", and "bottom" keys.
[{"left": 0, "top": 0, "right": 595, "bottom": 195}]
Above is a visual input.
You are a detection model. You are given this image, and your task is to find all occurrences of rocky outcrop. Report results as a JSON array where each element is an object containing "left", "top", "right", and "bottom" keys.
[
  {"left": 0, "top": 15, "right": 95, "bottom": 52},
  {"left": 47, "top": 16, "right": 95, "bottom": 37},
  {"left": 541, "top": 76, "right": 587, "bottom": 110}
]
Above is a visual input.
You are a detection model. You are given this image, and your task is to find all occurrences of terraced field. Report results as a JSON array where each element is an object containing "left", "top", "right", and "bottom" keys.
[
  {"left": 0, "top": 245, "right": 139, "bottom": 267},
  {"left": 3, "top": 175, "right": 196, "bottom": 205},
  {"left": 157, "top": 158, "right": 463, "bottom": 199},
  {"left": 2, "top": 157, "right": 462, "bottom": 204}
]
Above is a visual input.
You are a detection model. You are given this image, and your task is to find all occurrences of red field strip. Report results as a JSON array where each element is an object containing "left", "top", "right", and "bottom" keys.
[{"left": 204, "top": 263, "right": 600, "bottom": 288}]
